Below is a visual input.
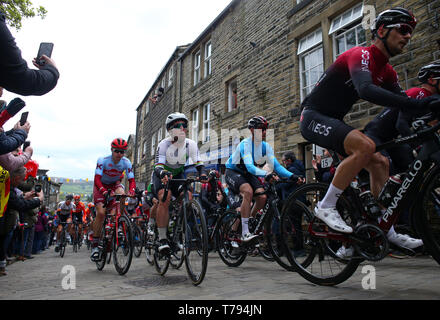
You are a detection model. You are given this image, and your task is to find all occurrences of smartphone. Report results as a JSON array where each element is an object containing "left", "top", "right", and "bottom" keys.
[
  {"left": 19, "top": 112, "right": 29, "bottom": 125},
  {"left": 23, "top": 141, "right": 30, "bottom": 150},
  {"left": 34, "top": 185, "right": 42, "bottom": 193},
  {"left": 37, "top": 42, "right": 54, "bottom": 65}
]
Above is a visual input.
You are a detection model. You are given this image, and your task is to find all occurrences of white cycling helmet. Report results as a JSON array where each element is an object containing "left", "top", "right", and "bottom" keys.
[{"left": 165, "top": 112, "right": 188, "bottom": 130}]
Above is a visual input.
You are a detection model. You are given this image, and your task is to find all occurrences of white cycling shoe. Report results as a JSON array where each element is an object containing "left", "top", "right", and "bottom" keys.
[
  {"left": 314, "top": 206, "right": 353, "bottom": 234},
  {"left": 387, "top": 228, "right": 423, "bottom": 250},
  {"left": 335, "top": 246, "right": 354, "bottom": 259}
]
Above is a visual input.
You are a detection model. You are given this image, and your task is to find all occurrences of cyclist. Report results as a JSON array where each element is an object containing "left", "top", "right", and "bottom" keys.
[
  {"left": 54, "top": 194, "right": 75, "bottom": 252},
  {"left": 83, "top": 202, "right": 95, "bottom": 243},
  {"left": 70, "top": 195, "right": 86, "bottom": 245},
  {"left": 144, "top": 180, "right": 158, "bottom": 237},
  {"left": 200, "top": 169, "right": 226, "bottom": 217},
  {"left": 153, "top": 112, "right": 207, "bottom": 253},
  {"left": 299, "top": 7, "right": 440, "bottom": 234},
  {"left": 225, "top": 116, "right": 303, "bottom": 242},
  {"left": 90, "top": 138, "right": 136, "bottom": 262}
]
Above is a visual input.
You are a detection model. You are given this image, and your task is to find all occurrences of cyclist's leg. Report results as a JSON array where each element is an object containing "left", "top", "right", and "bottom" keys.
[{"left": 156, "top": 188, "right": 171, "bottom": 250}]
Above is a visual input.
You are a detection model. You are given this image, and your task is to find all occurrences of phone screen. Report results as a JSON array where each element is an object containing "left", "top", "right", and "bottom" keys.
[
  {"left": 20, "top": 112, "right": 29, "bottom": 125},
  {"left": 37, "top": 42, "right": 54, "bottom": 64}
]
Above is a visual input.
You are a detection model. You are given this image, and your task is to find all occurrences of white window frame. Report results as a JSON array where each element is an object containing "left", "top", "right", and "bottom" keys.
[
  {"left": 161, "top": 77, "right": 166, "bottom": 90},
  {"left": 137, "top": 146, "right": 141, "bottom": 163},
  {"left": 299, "top": 45, "right": 324, "bottom": 101},
  {"left": 329, "top": 3, "right": 364, "bottom": 36},
  {"left": 151, "top": 132, "right": 156, "bottom": 156},
  {"left": 194, "top": 51, "right": 201, "bottom": 86},
  {"left": 143, "top": 140, "right": 147, "bottom": 157},
  {"left": 192, "top": 108, "right": 199, "bottom": 142},
  {"left": 168, "top": 64, "right": 174, "bottom": 87},
  {"left": 333, "top": 23, "right": 367, "bottom": 60},
  {"left": 157, "top": 127, "right": 163, "bottom": 143},
  {"left": 227, "top": 79, "right": 238, "bottom": 112},
  {"left": 204, "top": 41, "right": 212, "bottom": 77},
  {"left": 203, "top": 103, "right": 210, "bottom": 143},
  {"left": 297, "top": 28, "right": 322, "bottom": 55},
  {"left": 145, "top": 100, "right": 150, "bottom": 116}
]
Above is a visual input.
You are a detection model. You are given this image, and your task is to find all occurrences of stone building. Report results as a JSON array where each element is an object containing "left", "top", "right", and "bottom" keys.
[{"left": 134, "top": 0, "right": 440, "bottom": 180}]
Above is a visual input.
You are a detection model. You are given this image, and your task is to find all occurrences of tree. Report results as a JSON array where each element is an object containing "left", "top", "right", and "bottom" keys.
[{"left": 0, "top": 0, "right": 47, "bottom": 30}]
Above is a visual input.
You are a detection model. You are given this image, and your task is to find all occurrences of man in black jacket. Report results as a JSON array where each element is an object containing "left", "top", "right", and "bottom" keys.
[{"left": 0, "top": 11, "right": 59, "bottom": 96}]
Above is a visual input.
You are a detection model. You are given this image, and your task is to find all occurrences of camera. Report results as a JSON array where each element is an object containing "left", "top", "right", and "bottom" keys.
[{"left": 34, "top": 185, "right": 42, "bottom": 193}]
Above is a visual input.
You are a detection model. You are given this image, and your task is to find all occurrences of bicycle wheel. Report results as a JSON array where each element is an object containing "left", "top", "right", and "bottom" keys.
[
  {"left": 96, "top": 224, "right": 107, "bottom": 271},
  {"left": 59, "top": 231, "right": 66, "bottom": 258},
  {"left": 183, "top": 199, "right": 208, "bottom": 286},
  {"left": 153, "top": 229, "right": 170, "bottom": 275},
  {"left": 414, "top": 168, "right": 440, "bottom": 264},
  {"left": 112, "top": 215, "right": 133, "bottom": 275},
  {"left": 72, "top": 226, "right": 78, "bottom": 253},
  {"left": 169, "top": 224, "right": 185, "bottom": 269},
  {"left": 216, "top": 210, "right": 247, "bottom": 267},
  {"left": 144, "top": 226, "right": 155, "bottom": 266},
  {"left": 133, "top": 225, "right": 143, "bottom": 258},
  {"left": 280, "top": 183, "right": 362, "bottom": 286}
]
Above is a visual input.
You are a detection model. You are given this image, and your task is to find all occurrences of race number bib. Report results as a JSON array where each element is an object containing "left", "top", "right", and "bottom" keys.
[{"left": 320, "top": 157, "right": 333, "bottom": 169}]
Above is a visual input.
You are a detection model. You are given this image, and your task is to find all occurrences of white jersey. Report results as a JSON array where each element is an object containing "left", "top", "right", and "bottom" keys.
[{"left": 57, "top": 201, "right": 76, "bottom": 216}]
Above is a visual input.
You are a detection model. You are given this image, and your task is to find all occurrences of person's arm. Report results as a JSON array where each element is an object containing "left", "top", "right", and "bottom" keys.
[
  {"left": 94, "top": 157, "right": 106, "bottom": 193},
  {"left": 348, "top": 50, "right": 433, "bottom": 111},
  {"left": 241, "top": 140, "right": 268, "bottom": 177},
  {"left": 0, "top": 128, "right": 27, "bottom": 155},
  {"left": 0, "top": 13, "right": 59, "bottom": 96},
  {"left": 265, "top": 143, "right": 294, "bottom": 179},
  {"left": 124, "top": 159, "right": 136, "bottom": 194},
  {"left": 0, "top": 148, "right": 31, "bottom": 171},
  {"left": 8, "top": 191, "right": 41, "bottom": 212}
]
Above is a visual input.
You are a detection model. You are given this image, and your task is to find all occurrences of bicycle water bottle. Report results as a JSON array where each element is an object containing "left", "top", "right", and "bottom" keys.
[{"left": 378, "top": 174, "right": 403, "bottom": 208}]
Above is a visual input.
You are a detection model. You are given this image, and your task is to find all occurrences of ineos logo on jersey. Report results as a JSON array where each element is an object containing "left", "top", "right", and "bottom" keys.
[
  {"left": 361, "top": 49, "right": 370, "bottom": 72},
  {"left": 308, "top": 120, "right": 332, "bottom": 136}
]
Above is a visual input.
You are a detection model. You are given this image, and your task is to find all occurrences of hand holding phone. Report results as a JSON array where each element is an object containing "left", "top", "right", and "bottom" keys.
[
  {"left": 36, "top": 42, "right": 54, "bottom": 66},
  {"left": 20, "top": 112, "right": 28, "bottom": 126},
  {"left": 23, "top": 141, "right": 30, "bottom": 150},
  {"left": 34, "top": 185, "right": 42, "bottom": 193}
]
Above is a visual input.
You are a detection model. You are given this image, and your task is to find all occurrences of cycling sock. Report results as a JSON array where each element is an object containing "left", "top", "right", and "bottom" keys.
[
  {"left": 319, "top": 184, "right": 343, "bottom": 209},
  {"left": 158, "top": 227, "right": 167, "bottom": 240},
  {"left": 241, "top": 217, "right": 249, "bottom": 236}
]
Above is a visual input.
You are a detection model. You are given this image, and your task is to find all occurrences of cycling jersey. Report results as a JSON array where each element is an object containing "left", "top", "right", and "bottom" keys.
[
  {"left": 302, "top": 45, "right": 422, "bottom": 120},
  {"left": 154, "top": 137, "right": 203, "bottom": 177},
  {"left": 57, "top": 201, "right": 75, "bottom": 217},
  {"left": 72, "top": 201, "right": 86, "bottom": 221},
  {"left": 225, "top": 137, "right": 292, "bottom": 178},
  {"left": 94, "top": 155, "right": 136, "bottom": 193}
]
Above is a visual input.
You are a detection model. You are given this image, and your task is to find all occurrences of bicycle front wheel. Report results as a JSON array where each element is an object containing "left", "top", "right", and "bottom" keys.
[
  {"left": 59, "top": 231, "right": 66, "bottom": 258},
  {"left": 281, "top": 183, "right": 362, "bottom": 286},
  {"left": 183, "top": 199, "right": 208, "bottom": 286},
  {"left": 133, "top": 225, "right": 143, "bottom": 258},
  {"left": 112, "top": 215, "right": 133, "bottom": 275},
  {"left": 96, "top": 225, "right": 107, "bottom": 271},
  {"left": 216, "top": 210, "right": 247, "bottom": 267}
]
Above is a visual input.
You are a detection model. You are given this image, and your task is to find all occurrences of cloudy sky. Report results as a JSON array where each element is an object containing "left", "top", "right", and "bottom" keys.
[{"left": 1, "top": 0, "right": 232, "bottom": 180}]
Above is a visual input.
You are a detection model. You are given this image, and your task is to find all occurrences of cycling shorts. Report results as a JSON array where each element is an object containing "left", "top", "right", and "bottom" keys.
[
  {"left": 300, "top": 108, "right": 355, "bottom": 157},
  {"left": 93, "top": 182, "right": 124, "bottom": 204},
  {"left": 59, "top": 214, "right": 70, "bottom": 224},
  {"left": 152, "top": 172, "right": 185, "bottom": 198},
  {"left": 72, "top": 213, "right": 83, "bottom": 224},
  {"left": 225, "top": 169, "right": 264, "bottom": 195}
]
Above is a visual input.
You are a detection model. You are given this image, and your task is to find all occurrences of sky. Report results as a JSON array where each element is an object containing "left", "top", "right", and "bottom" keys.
[{"left": 1, "top": 0, "right": 233, "bottom": 180}]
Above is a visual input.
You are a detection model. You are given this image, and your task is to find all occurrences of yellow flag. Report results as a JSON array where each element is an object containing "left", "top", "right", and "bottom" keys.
[{"left": 67, "top": 179, "right": 70, "bottom": 183}]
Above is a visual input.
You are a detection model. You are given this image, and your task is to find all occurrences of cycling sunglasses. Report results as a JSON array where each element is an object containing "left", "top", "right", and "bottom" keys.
[
  {"left": 171, "top": 122, "right": 188, "bottom": 129},
  {"left": 388, "top": 23, "right": 413, "bottom": 36},
  {"left": 113, "top": 149, "right": 125, "bottom": 154}
]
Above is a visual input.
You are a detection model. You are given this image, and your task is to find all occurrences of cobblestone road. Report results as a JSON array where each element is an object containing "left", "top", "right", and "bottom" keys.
[{"left": 1, "top": 245, "right": 440, "bottom": 301}]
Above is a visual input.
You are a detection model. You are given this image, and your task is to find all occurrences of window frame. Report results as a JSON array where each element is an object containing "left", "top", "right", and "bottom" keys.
[
  {"left": 151, "top": 132, "right": 156, "bottom": 157},
  {"left": 168, "top": 64, "right": 174, "bottom": 87},
  {"left": 192, "top": 108, "right": 199, "bottom": 142},
  {"left": 332, "top": 22, "right": 366, "bottom": 60},
  {"left": 194, "top": 51, "right": 201, "bottom": 86},
  {"left": 204, "top": 41, "right": 212, "bottom": 78},
  {"left": 299, "top": 45, "right": 324, "bottom": 101},
  {"left": 202, "top": 103, "right": 210, "bottom": 143}
]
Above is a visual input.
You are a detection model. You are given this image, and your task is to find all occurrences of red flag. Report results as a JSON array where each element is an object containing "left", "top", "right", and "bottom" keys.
[{"left": 24, "top": 159, "right": 39, "bottom": 180}]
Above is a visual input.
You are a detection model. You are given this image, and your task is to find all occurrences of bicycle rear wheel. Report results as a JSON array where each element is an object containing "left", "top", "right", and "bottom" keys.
[
  {"left": 216, "top": 211, "right": 247, "bottom": 267},
  {"left": 170, "top": 226, "right": 185, "bottom": 269},
  {"left": 281, "top": 183, "right": 362, "bottom": 286},
  {"left": 265, "top": 211, "right": 294, "bottom": 271},
  {"left": 59, "top": 231, "right": 66, "bottom": 258},
  {"left": 183, "top": 199, "right": 208, "bottom": 286},
  {"left": 112, "top": 215, "right": 133, "bottom": 275},
  {"left": 153, "top": 236, "right": 170, "bottom": 275},
  {"left": 96, "top": 225, "right": 107, "bottom": 271},
  {"left": 133, "top": 225, "right": 143, "bottom": 258},
  {"left": 144, "top": 226, "right": 155, "bottom": 266},
  {"left": 414, "top": 168, "right": 440, "bottom": 264}
]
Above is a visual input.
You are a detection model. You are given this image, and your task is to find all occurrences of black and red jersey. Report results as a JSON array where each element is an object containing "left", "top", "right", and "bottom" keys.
[{"left": 302, "top": 45, "right": 419, "bottom": 120}]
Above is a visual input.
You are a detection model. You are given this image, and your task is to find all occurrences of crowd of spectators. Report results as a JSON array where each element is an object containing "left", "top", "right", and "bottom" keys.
[{"left": 0, "top": 9, "right": 60, "bottom": 276}]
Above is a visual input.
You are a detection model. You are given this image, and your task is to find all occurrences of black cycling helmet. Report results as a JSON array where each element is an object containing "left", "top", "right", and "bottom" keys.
[
  {"left": 248, "top": 116, "right": 268, "bottom": 130},
  {"left": 418, "top": 62, "right": 440, "bottom": 83},
  {"left": 65, "top": 194, "right": 73, "bottom": 201},
  {"left": 372, "top": 7, "right": 417, "bottom": 35}
]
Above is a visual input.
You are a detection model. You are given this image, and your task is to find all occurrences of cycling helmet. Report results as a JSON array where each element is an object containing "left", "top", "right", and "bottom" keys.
[
  {"left": 74, "top": 195, "right": 80, "bottom": 201},
  {"left": 111, "top": 138, "right": 128, "bottom": 150},
  {"left": 87, "top": 202, "right": 94, "bottom": 208},
  {"left": 418, "top": 62, "right": 440, "bottom": 83},
  {"left": 165, "top": 112, "right": 188, "bottom": 130},
  {"left": 65, "top": 194, "right": 73, "bottom": 201},
  {"left": 372, "top": 7, "right": 417, "bottom": 33},
  {"left": 248, "top": 116, "right": 268, "bottom": 130},
  {"left": 208, "top": 169, "right": 220, "bottom": 179}
]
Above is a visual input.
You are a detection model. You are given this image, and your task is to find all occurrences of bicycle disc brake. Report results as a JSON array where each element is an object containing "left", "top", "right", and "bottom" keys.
[{"left": 351, "top": 223, "right": 389, "bottom": 261}]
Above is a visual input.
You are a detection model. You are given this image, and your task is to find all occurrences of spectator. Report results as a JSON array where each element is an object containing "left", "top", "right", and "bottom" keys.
[
  {"left": 312, "top": 149, "right": 335, "bottom": 183},
  {"left": 32, "top": 205, "right": 48, "bottom": 254},
  {"left": 0, "top": 145, "right": 33, "bottom": 172},
  {"left": 0, "top": 166, "right": 42, "bottom": 275},
  {"left": 276, "top": 151, "right": 305, "bottom": 200},
  {"left": 0, "top": 12, "right": 60, "bottom": 96}
]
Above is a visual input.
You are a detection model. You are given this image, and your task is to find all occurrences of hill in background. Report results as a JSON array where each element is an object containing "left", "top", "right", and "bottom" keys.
[{"left": 56, "top": 178, "right": 93, "bottom": 201}]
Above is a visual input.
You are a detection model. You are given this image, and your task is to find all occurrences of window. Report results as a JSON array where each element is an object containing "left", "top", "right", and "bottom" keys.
[
  {"left": 298, "top": 29, "right": 324, "bottom": 101},
  {"left": 194, "top": 51, "right": 201, "bottom": 85},
  {"left": 204, "top": 41, "right": 212, "bottom": 77},
  {"left": 161, "top": 77, "right": 166, "bottom": 90},
  {"left": 168, "top": 64, "right": 174, "bottom": 87},
  {"left": 151, "top": 132, "right": 156, "bottom": 156},
  {"left": 330, "top": 4, "right": 366, "bottom": 59},
  {"left": 143, "top": 140, "right": 147, "bottom": 157},
  {"left": 157, "top": 127, "right": 163, "bottom": 143},
  {"left": 192, "top": 108, "right": 199, "bottom": 142},
  {"left": 203, "top": 103, "right": 210, "bottom": 143},
  {"left": 137, "top": 146, "right": 141, "bottom": 163},
  {"left": 145, "top": 100, "right": 150, "bottom": 116},
  {"left": 227, "top": 79, "right": 238, "bottom": 112}
]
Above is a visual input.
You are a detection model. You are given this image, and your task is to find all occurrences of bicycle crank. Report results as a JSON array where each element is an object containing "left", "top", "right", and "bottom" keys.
[{"left": 350, "top": 223, "right": 389, "bottom": 261}]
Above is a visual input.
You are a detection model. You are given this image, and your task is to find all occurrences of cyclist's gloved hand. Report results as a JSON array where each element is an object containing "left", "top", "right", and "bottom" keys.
[
  {"left": 264, "top": 172, "right": 278, "bottom": 182},
  {"left": 99, "top": 187, "right": 108, "bottom": 196},
  {"left": 159, "top": 169, "right": 171, "bottom": 179}
]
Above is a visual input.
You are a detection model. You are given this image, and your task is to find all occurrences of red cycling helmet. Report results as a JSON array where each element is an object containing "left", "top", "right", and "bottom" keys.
[
  {"left": 248, "top": 116, "right": 268, "bottom": 130},
  {"left": 74, "top": 195, "right": 80, "bottom": 201},
  {"left": 111, "top": 138, "right": 128, "bottom": 150}
]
